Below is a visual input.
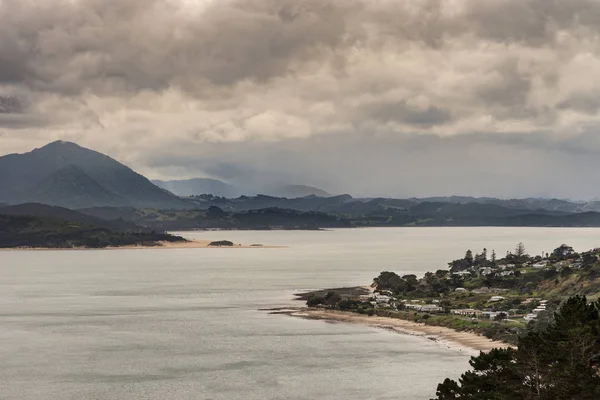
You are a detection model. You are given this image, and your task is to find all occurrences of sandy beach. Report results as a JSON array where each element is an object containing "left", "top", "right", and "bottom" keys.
[
  {"left": 1, "top": 240, "right": 284, "bottom": 251},
  {"left": 289, "top": 309, "right": 509, "bottom": 353}
]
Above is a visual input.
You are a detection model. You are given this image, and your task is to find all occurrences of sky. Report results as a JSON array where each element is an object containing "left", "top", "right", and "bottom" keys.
[{"left": 2, "top": 0, "right": 600, "bottom": 198}]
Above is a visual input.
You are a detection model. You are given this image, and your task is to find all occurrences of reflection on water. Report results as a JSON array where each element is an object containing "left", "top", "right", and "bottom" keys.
[{"left": 1, "top": 227, "right": 599, "bottom": 399}]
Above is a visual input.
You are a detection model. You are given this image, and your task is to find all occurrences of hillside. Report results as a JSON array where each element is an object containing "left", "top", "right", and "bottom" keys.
[
  {"left": 263, "top": 184, "right": 331, "bottom": 198},
  {"left": 79, "top": 200, "right": 600, "bottom": 230},
  {"left": 0, "top": 214, "right": 186, "bottom": 249},
  {"left": 0, "top": 203, "right": 144, "bottom": 232},
  {"left": 152, "top": 178, "right": 244, "bottom": 197},
  {"left": 80, "top": 206, "right": 351, "bottom": 230},
  {"left": 0, "top": 141, "right": 193, "bottom": 209}
]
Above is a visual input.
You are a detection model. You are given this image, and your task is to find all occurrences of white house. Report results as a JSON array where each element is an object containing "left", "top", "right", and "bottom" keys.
[{"left": 419, "top": 305, "right": 443, "bottom": 313}]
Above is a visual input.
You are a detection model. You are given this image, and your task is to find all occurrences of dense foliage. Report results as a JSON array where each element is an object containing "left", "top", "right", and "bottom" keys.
[
  {"left": 0, "top": 214, "right": 185, "bottom": 248},
  {"left": 435, "top": 296, "right": 600, "bottom": 399}
]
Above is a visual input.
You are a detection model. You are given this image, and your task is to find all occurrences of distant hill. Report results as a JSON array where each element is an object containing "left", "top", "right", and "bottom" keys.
[
  {"left": 152, "top": 178, "right": 244, "bottom": 197},
  {"left": 0, "top": 214, "right": 186, "bottom": 248},
  {"left": 263, "top": 184, "right": 331, "bottom": 198},
  {"left": 0, "top": 141, "right": 193, "bottom": 209},
  {"left": 0, "top": 203, "right": 144, "bottom": 232},
  {"left": 79, "top": 206, "right": 351, "bottom": 230},
  {"left": 152, "top": 179, "right": 331, "bottom": 199}
]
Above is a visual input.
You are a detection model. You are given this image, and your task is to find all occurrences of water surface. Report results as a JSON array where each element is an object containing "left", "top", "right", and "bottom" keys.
[{"left": 1, "top": 227, "right": 599, "bottom": 399}]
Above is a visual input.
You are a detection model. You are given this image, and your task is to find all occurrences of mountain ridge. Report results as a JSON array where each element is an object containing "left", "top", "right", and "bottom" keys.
[{"left": 0, "top": 141, "right": 194, "bottom": 209}]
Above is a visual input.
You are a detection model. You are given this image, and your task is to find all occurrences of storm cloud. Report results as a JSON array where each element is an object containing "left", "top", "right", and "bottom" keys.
[{"left": 2, "top": 0, "right": 600, "bottom": 198}]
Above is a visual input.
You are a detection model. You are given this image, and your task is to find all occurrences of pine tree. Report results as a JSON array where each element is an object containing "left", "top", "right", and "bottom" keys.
[
  {"left": 515, "top": 242, "right": 526, "bottom": 257},
  {"left": 465, "top": 250, "right": 474, "bottom": 266},
  {"left": 435, "top": 296, "right": 600, "bottom": 399}
]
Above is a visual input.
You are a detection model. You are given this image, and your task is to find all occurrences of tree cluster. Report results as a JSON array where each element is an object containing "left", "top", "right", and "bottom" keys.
[{"left": 435, "top": 296, "right": 600, "bottom": 399}]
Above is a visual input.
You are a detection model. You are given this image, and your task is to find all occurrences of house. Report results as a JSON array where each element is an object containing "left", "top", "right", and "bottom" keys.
[
  {"left": 489, "top": 296, "right": 505, "bottom": 302},
  {"left": 452, "top": 271, "right": 471, "bottom": 276},
  {"left": 451, "top": 309, "right": 483, "bottom": 317},
  {"left": 532, "top": 262, "right": 547, "bottom": 269},
  {"left": 419, "top": 305, "right": 443, "bottom": 313},
  {"left": 375, "top": 295, "right": 391, "bottom": 304},
  {"left": 499, "top": 271, "right": 513, "bottom": 277},
  {"left": 480, "top": 267, "right": 494, "bottom": 276},
  {"left": 483, "top": 311, "right": 506, "bottom": 320},
  {"left": 472, "top": 287, "right": 492, "bottom": 294},
  {"left": 455, "top": 287, "right": 467, "bottom": 292},
  {"left": 524, "top": 313, "right": 537, "bottom": 322}
]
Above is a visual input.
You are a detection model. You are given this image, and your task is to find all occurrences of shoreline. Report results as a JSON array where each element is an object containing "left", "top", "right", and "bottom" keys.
[
  {"left": 280, "top": 308, "right": 509, "bottom": 353},
  {"left": 0, "top": 240, "right": 285, "bottom": 251}
]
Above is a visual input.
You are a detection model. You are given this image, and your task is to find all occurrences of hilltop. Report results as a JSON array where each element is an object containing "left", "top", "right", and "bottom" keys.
[{"left": 0, "top": 141, "right": 193, "bottom": 209}]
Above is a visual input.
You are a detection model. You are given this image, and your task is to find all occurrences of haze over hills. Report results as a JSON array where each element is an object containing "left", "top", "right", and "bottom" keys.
[
  {"left": 152, "top": 178, "right": 244, "bottom": 198},
  {"left": 5, "top": 140, "right": 600, "bottom": 229},
  {"left": 153, "top": 179, "right": 331, "bottom": 198},
  {"left": 0, "top": 141, "right": 194, "bottom": 209}
]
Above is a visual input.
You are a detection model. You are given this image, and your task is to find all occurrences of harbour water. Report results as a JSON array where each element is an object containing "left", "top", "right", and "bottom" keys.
[{"left": 1, "top": 227, "right": 599, "bottom": 399}]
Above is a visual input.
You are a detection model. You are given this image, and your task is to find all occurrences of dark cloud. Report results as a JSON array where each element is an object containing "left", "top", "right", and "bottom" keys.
[{"left": 1, "top": 0, "right": 600, "bottom": 198}]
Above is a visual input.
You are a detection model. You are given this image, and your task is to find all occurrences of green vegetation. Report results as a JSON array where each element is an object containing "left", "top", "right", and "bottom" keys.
[
  {"left": 0, "top": 214, "right": 186, "bottom": 249},
  {"left": 302, "top": 242, "right": 600, "bottom": 397},
  {"left": 208, "top": 240, "right": 234, "bottom": 247},
  {"left": 305, "top": 243, "right": 600, "bottom": 344},
  {"left": 80, "top": 206, "right": 351, "bottom": 230},
  {"left": 435, "top": 296, "right": 600, "bottom": 399}
]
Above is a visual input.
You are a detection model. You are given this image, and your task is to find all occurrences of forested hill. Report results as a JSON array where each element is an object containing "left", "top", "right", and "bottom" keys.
[
  {"left": 0, "top": 214, "right": 186, "bottom": 249},
  {"left": 78, "top": 203, "right": 600, "bottom": 230}
]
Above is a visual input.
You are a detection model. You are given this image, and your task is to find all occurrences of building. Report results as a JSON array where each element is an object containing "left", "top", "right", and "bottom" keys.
[
  {"left": 419, "top": 305, "right": 443, "bottom": 313},
  {"left": 489, "top": 296, "right": 505, "bottom": 302},
  {"left": 451, "top": 309, "right": 483, "bottom": 317},
  {"left": 375, "top": 295, "right": 391, "bottom": 304}
]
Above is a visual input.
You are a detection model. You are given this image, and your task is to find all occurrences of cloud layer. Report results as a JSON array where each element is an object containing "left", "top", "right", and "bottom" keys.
[{"left": 2, "top": 0, "right": 600, "bottom": 198}]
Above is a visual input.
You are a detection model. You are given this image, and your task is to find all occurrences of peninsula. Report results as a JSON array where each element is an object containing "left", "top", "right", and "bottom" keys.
[{"left": 289, "top": 242, "right": 600, "bottom": 347}]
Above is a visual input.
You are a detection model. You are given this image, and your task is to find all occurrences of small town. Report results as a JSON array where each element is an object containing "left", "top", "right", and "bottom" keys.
[{"left": 305, "top": 243, "right": 600, "bottom": 344}]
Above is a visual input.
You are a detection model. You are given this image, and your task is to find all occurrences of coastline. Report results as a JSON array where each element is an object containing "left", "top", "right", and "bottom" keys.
[
  {"left": 0, "top": 240, "right": 285, "bottom": 251},
  {"left": 284, "top": 308, "right": 509, "bottom": 353}
]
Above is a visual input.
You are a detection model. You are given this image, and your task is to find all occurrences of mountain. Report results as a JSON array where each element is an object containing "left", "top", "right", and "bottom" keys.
[
  {"left": 152, "top": 178, "right": 244, "bottom": 197},
  {"left": 262, "top": 184, "right": 331, "bottom": 198},
  {"left": 0, "top": 141, "right": 194, "bottom": 209}
]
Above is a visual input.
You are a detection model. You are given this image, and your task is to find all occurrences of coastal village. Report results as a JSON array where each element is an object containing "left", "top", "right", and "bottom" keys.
[{"left": 305, "top": 243, "right": 600, "bottom": 343}]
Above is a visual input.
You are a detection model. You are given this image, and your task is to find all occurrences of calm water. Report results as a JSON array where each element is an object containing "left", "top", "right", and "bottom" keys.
[{"left": 1, "top": 227, "right": 599, "bottom": 400}]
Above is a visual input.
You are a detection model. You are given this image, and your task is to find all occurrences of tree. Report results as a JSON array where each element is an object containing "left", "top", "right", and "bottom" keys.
[
  {"left": 465, "top": 250, "right": 474, "bottom": 266},
  {"left": 552, "top": 244, "right": 575, "bottom": 260},
  {"left": 491, "top": 249, "right": 496, "bottom": 263},
  {"left": 306, "top": 294, "right": 324, "bottom": 307},
  {"left": 324, "top": 291, "right": 342, "bottom": 306},
  {"left": 493, "top": 312, "right": 507, "bottom": 322},
  {"left": 435, "top": 295, "right": 600, "bottom": 399},
  {"left": 515, "top": 242, "right": 526, "bottom": 258}
]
